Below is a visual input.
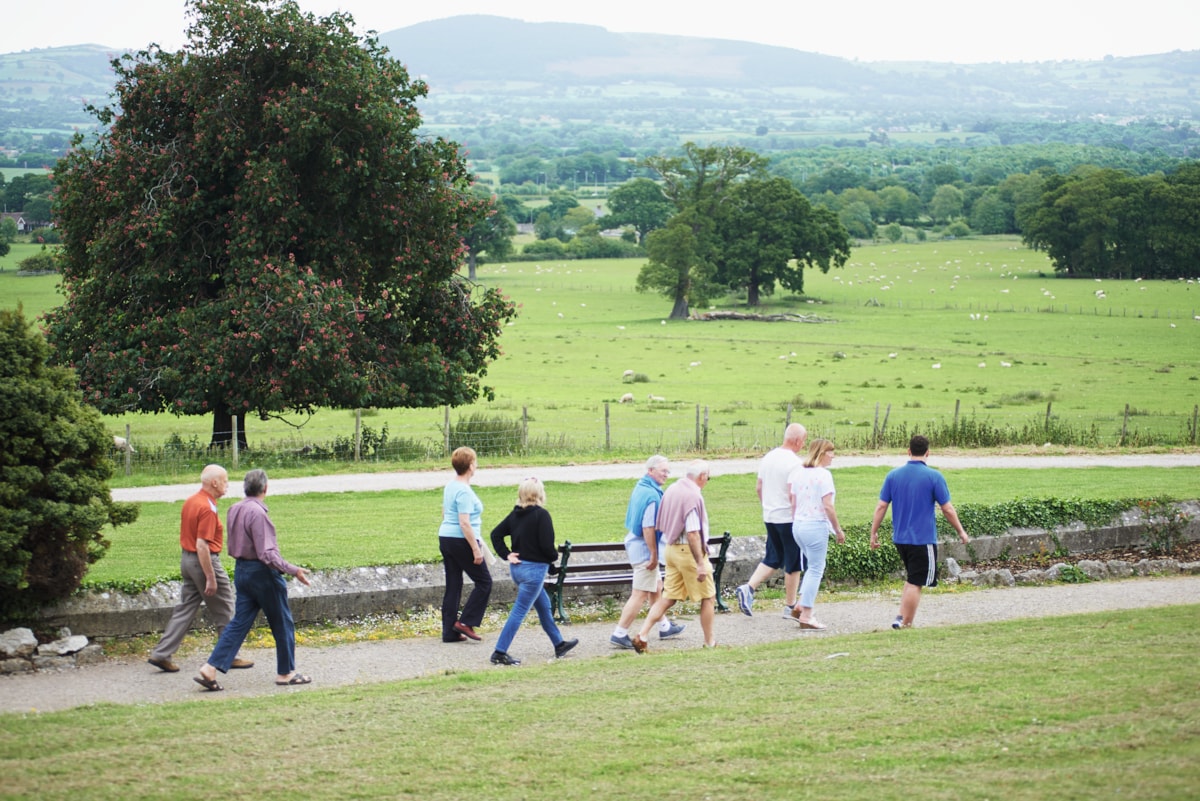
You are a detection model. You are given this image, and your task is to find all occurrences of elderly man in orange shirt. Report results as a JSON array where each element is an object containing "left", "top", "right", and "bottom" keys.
[{"left": 147, "top": 464, "right": 253, "bottom": 674}]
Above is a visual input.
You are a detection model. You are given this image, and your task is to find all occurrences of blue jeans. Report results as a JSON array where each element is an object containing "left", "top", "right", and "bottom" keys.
[
  {"left": 494, "top": 561, "right": 563, "bottom": 655},
  {"left": 792, "top": 521, "right": 830, "bottom": 609},
  {"left": 208, "top": 559, "right": 296, "bottom": 675}
]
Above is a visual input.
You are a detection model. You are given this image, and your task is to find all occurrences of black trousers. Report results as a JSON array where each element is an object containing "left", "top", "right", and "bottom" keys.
[{"left": 439, "top": 536, "right": 493, "bottom": 640}]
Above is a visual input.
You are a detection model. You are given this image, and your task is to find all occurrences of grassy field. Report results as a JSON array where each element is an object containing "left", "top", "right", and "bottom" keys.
[
  {"left": 84, "top": 466, "right": 1200, "bottom": 586},
  {"left": 4, "top": 236, "right": 1200, "bottom": 466},
  {"left": 3, "top": 605, "right": 1197, "bottom": 800}
]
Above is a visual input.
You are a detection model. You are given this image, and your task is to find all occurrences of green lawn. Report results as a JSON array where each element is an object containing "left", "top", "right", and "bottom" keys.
[
  {"left": 3, "top": 605, "right": 1196, "bottom": 800},
  {"left": 85, "top": 466, "right": 1200, "bottom": 586}
]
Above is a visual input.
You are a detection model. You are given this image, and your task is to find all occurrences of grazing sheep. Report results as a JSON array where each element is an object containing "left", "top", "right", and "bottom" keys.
[
  {"left": 622, "top": 369, "right": 634, "bottom": 379},
  {"left": 113, "top": 435, "right": 136, "bottom": 453},
  {"left": 647, "top": 394, "right": 666, "bottom": 402},
  {"left": 931, "top": 363, "right": 941, "bottom": 369},
  {"left": 619, "top": 393, "right": 635, "bottom": 404}
]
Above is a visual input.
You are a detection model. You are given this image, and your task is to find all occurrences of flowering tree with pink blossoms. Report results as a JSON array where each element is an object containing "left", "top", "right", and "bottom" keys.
[{"left": 46, "top": 0, "right": 514, "bottom": 447}]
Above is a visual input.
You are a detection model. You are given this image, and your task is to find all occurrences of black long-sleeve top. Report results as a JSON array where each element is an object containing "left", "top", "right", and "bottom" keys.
[{"left": 490, "top": 505, "right": 559, "bottom": 565}]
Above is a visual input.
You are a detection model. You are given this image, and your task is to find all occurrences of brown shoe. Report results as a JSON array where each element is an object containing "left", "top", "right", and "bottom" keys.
[
  {"left": 631, "top": 635, "right": 648, "bottom": 654},
  {"left": 148, "top": 657, "right": 180, "bottom": 673},
  {"left": 453, "top": 621, "right": 482, "bottom": 641},
  {"left": 229, "top": 657, "right": 255, "bottom": 669},
  {"left": 791, "top": 605, "right": 803, "bottom": 620}
]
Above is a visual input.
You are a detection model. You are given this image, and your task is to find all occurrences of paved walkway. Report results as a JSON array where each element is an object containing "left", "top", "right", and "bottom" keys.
[
  {"left": 3, "top": 575, "right": 1197, "bottom": 714},
  {"left": 112, "top": 453, "right": 1200, "bottom": 502}
]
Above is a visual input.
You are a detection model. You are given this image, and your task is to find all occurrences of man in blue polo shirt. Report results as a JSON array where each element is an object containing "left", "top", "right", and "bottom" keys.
[{"left": 869, "top": 435, "right": 969, "bottom": 629}]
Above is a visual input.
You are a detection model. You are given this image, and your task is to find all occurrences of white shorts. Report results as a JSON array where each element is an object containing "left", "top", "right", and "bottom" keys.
[{"left": 630, "top": 561, "right": 661, "bottom": 592}]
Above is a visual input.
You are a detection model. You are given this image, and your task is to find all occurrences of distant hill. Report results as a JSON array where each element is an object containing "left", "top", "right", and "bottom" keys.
[
  {"left": 377, "top": 15, "right": 877, "bottom": 89},
  {"left": 2, "top": 16, "right": 1198, "bottom": 159}
]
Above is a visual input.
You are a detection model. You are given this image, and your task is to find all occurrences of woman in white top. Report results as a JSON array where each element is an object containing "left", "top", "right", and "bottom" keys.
[{"left": 787, "top": 438, "right": 845, "bottom": 629}]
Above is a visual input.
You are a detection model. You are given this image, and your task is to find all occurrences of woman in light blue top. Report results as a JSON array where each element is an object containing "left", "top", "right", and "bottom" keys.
[
  {"left": 787, "top": 438, "right": 845, "bottom": 630},
  {"left": 438, "top": 447, "right": 493, "bottom": 643}
]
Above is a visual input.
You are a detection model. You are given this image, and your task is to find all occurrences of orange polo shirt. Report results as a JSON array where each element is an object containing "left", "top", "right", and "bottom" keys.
[{"left": 179, "top": 489, "right": 223, "bottom": 554}]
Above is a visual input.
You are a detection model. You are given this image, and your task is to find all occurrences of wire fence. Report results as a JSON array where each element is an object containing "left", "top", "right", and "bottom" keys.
[{"left": 106, "top": 400, "right": 1200, "bottom": 479}]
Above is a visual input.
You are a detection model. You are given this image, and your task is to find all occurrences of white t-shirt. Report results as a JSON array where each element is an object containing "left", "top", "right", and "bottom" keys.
[
  {"left": 788, "top": 465, "right": 835, "bottom": 524},
  {"left": 758, "top": 446, "right": 802, "bottom": 523}
]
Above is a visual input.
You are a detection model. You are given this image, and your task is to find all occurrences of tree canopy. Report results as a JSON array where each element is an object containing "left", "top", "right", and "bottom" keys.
[
  {"left": 1021, "top": 164, "right": 1200, "bottom": 278},
  {"left": 0, "top": 307, "right": 138, "bottom": 621},
  {"left": 636, "top": 144, "right": 849, "bottom": 315},
  {"left": 600, "top": 177, "right": 674, "bottom": 244},
  {"left": 45, "top": 0, "right": 514, "bottom": 445},
  {"left": 713, "top": 177, "right": 851, "bottom": 305}
]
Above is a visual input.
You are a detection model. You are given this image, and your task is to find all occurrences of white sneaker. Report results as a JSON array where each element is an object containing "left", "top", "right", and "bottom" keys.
[
  {"left": 781, "top": 604, "right": 795, "bottom": 619},
  {"left": 735, "top": 584, "right": 754, "bottom": 616}
]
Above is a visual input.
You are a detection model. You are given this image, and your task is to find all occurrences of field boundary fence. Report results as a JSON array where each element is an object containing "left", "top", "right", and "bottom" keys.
[{"left": 106, "top": 401, "right": 1200, "bottom": 478}]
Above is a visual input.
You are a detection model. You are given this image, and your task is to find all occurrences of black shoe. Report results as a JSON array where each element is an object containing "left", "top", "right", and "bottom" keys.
[
  {"left": 554, "top": 638, "right": 579, "bottom": 659},
  {"left": 490, "top": 651, "right": 521, "bottom": 666}
]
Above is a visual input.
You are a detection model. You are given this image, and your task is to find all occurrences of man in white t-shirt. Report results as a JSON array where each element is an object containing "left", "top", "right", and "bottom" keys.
[{"left": 735, "top": 423, "right": 807, "bottom": 617}]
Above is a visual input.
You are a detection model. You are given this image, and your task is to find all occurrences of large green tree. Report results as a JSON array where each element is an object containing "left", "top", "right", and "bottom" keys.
[
  {"left": 712, "top": 177, "right": 851, "bottom": 306},
  {"left": 637, "top": 143, "right": 767, "bottom": 318},
  {"left": 0, "top": 307, "right": 138, "bottom": 621},
  {"left": 45, "top": 0, "right": 514, "bottom": 447}
]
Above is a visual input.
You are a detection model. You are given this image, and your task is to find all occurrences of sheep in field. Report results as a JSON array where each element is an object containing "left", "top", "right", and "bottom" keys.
[
  {"left": 619, "top": 393, "right": 635, "bottom": 404},
  {"left": 647, "top": 394, "right": 666, "bottom": 402},
  {"left": 112, "top": 435, "right": 137, "bottom": 453},
  {"left": 622, "top": 369, "right": 635, "bottom": 380}
]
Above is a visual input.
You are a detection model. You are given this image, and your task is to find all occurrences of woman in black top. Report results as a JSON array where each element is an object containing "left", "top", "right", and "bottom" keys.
[{"left": 488, "top": 477, "right": 579, "bottom": 666}]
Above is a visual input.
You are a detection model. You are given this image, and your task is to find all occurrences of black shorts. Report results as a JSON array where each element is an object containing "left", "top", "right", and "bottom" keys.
[
  {"left": 895, "top": 543, "right": 938, "bottom": 587},
  {"left": 762, "top": 522, "right": 805, "bottom": 573}
]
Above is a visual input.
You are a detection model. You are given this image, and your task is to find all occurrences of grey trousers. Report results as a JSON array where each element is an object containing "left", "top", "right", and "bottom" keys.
[{"left": 150, "top": 550, "right": 235, "bottom": 660}]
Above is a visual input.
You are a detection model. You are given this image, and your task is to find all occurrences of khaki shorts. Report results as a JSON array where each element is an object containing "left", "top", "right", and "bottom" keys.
[
  {"left": 630, "top": 561, "right": 661, "bottom": 593},
  {"left": 662, "top": 542, "right": 715, "bottom": 602}
]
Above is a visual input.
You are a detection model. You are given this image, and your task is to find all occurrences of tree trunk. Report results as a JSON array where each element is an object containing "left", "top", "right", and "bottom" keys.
[
  {"left": 669, "top": 293, "right": 690, "bottom": 320},
  {"left": 467, "top": 251, "right": 477, "bottom": 281},
  {"left": 747, "top": 281, "right": 760, "bottom": 306},
  {"left": 210, "top": 407, "right": 249, "bottom": 451}
]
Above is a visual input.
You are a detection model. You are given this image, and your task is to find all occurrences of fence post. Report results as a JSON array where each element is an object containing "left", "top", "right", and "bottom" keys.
[
  {"left": 231, "top": 415, "right": 239, "bottom": 471},
  {"left": 1120, "top": 403, "right": 1130, "bottom": 446},
  {"left": 444, "top": 406, "right": 450, "bottom": 455},
  {"left": 694, "top": 404, "right": 701, "bottom": 450},
  {"left": 605, "top": 402, "right": 611, "bottom": 451},
  {"left": 881, "top": 403, "right": 891, "bottom": 447},
  {"left": 785, "top": 403, "right": 793, "bottom": 430},
  {"left": 1045, "top": 401, "right": 1052, "bottom": 431},
  {"left": 953, "top": 399, "right": 960, "bottom": 432},
  {"left": 703, "top": 405, "right": 709, "bottom": 451},
  {"left": 124, "top": 423, "right": 132, "bottom": 477},
  {"left": 522, "top": 406, "right": 528, "bottom": 450},
  {"left": 1192, "top": 405, "right": 1198, "bottom": 446},
  {"left": 354, "top": 408, "right": 362, "bottom": 462}
]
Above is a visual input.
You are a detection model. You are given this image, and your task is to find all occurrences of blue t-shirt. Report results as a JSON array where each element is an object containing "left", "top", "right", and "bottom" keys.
[
  {"left": 879, "top": 460, "right": 951, "bottom": 545},
  {"left": 438, "top": 480, "right": 483, "bottom": 539}
]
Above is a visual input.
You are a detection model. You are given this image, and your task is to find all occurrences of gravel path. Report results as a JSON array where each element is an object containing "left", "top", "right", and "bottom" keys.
[
  {"left": 112, "top": 453, "right": 1200, "bottom": 502},
  {"left": 4, "top": 575, "right": 1197, "bottom": 715}
]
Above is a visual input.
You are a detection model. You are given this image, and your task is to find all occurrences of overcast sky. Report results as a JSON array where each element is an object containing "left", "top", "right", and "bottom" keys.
[{"left": 3, "top": 1, "right": 1195, "bottom": 64}]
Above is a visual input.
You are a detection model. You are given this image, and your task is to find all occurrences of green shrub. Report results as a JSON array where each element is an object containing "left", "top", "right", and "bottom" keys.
[
  {"left": 0, "top": 308, "right": 139, "bottom": 622},
  {"left": 446, "top": 413, "right": 526, "bottom": 456}
]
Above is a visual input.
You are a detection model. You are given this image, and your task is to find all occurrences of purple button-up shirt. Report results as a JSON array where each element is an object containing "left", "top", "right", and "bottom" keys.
[{"left": 225, "top": 496, "right": 300, "bottom": 576}]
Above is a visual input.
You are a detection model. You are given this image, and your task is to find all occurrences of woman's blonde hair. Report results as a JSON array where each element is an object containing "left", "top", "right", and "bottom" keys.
[
  {"left": 803, "top": 438, "right": 835, "bottom": 468},
  {"left": 516, "top": 476, "right": 546, "bottom": 508}
]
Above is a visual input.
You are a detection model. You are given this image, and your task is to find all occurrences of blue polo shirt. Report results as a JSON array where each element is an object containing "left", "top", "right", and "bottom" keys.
[{"left": 879, "top": 460, "right": 951, "bottom": 545}]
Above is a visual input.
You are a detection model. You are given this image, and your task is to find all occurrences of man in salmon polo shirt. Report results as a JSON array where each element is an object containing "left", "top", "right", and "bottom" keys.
[{"left": 148, "top": 464, "right": 253, "bottom": 673}]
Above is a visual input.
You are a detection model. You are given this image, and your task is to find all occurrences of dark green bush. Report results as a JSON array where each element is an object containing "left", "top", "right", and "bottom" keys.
[{"left": 0, "top": 308, "right": 139, "bottom": 622}]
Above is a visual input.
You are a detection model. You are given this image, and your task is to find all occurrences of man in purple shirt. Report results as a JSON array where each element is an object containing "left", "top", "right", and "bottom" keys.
[{"left": 194, "top": 469, "right": 312, "bottom": 691}]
